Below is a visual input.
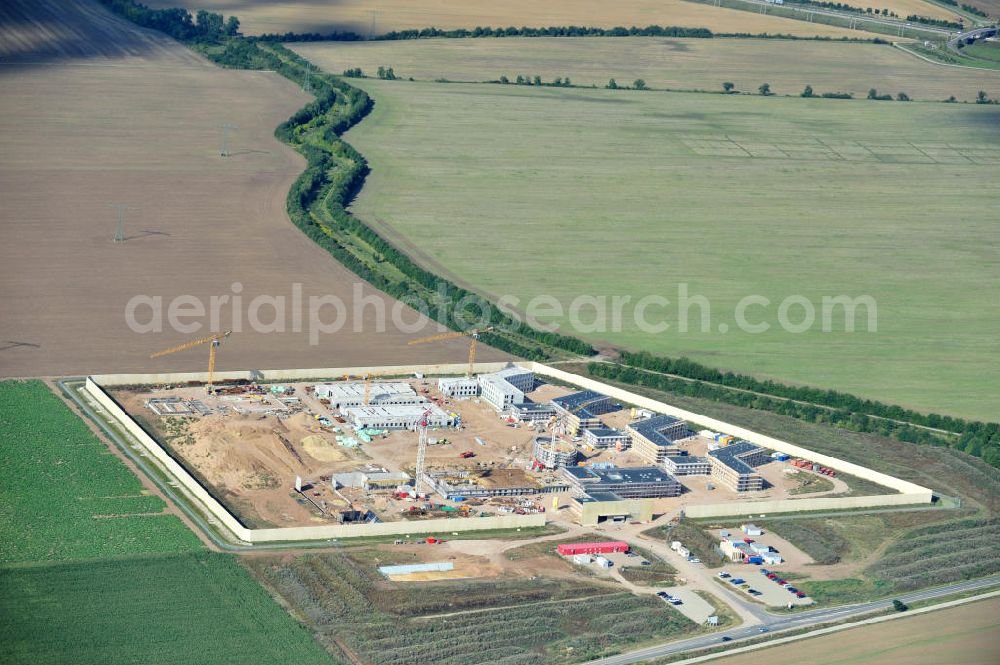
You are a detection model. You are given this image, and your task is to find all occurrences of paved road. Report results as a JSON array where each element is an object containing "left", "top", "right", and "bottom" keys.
[
  {"left": 948, "top": 25, "right": 999, "bottom": 56},
  {"left": 583, "top": 575, "right": 1000, "bottom": 665},
  {"left": 721, "top": 0, "right": 955, "bottom": 36}
]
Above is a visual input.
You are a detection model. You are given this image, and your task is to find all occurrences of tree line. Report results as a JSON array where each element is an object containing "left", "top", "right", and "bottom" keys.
[
  {"left": 102, "top": 0, "right": 997, "bottom": 466},
  {"left": 598, "top": 351, "right": 999, "bottom": 467},
  {"left": 98, "top": 0, "right": 238, "bottom": 43}
]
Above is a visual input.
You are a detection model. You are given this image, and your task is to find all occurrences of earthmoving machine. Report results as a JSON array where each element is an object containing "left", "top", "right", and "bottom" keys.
[
  {"left": 407, "top": 326, "right": 495, "bottom": 377},
  {"left": 150, "top": 331, "right": 231, "bottom": 390}
]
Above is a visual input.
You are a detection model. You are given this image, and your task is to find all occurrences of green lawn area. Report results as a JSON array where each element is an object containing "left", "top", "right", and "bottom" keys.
[
  {"left": 0, "top": 380, "right": 335, "bottom": 665},
  {"left": 335, "top": 78, "right": 1000, "bottom": 420},
  {"left": 293, "top": 37, "right": 1000, "bottom": 102}
]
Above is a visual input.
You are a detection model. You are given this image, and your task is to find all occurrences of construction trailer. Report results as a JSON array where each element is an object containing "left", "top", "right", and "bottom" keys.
[{"left": 557, "top": 541, "right": 630, "bottom": 556}]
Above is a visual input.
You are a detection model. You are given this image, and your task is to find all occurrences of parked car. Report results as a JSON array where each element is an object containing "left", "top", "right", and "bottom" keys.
[
  {"left": 759, "top": 568, "right": 770, "bottom": 575},
  {"left": 640, "top": 560, "right": 651, "bottom": 566},
  {"left": 689, "top": 557, "right": 701, "bottom": 564},
  {"left": 766, "top": 573, "right": 778, "bottom": 580},
  {"left": 787, "top": 586, "right": 799, "bottom": 593},
  {"left": 731, "top": 578, "right": 745, "bottom": 585},
  {"left": 656, "top": 591, "right": 668, "bottom": 598},
  {"left": 747, "top": 588, "right": 759, "bottom": 595},
  {"left": 740, "top": 584, "right": 751, "bottom": 589},
  {"left": 795, "top": 592, "right": 807, "bottom": 599},
  {"left": 718, "top": 571, "right": 731, "bottom": 578}
]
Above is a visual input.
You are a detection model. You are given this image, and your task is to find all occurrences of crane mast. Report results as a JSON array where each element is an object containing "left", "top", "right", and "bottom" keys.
[{"left": 414, "top": 409, "right": 432, "bottom": 494}]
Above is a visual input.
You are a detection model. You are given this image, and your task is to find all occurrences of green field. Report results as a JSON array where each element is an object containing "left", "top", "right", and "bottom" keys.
[
  {"left": 0, "top": 553, "right": 334, "bottom": 665},
  {"left": 293, "top": 37, "right": 1000, "bottom": 102},
  {"left": 0, "top": 380, "right": 334, "bottom": 665},
  {"left": 332, "top": 78, "right": 1000, "bottom": 420},
  {"left": 0, "top": 380, "right": 203, "bottom": 563}
]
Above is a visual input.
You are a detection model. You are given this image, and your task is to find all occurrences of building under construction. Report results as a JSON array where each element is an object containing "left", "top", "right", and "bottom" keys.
[
  {"left": 315, "top": 382, "right": 425, "bottom": 410},
  {"left": 343, "top": 403, "right": 452, "bottom": 430},
  {"left": 425, "top": 468, "right": 569, "bottom": 499}
]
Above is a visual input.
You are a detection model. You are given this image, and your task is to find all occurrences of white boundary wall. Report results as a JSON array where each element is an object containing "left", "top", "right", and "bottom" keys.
[
  {"left": 86, "top": 360, "right": 933, "bottom": 537},
  {"left": 527, "top": 363, "right": 935, "bottom": 517},
  {"left": 84, "top": 371, "right": 542, "bottom": 543}
]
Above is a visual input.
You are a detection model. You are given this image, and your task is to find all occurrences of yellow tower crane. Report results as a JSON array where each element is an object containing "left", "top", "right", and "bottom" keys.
[
  {"left": 407, "top": 326, "right": 494, "bottom": 377},
  {"left": 343, "top": 373, "right": 374, "bottom": 405},
  {"left": 150, "top": 331, "right": 231, "bottom": 389}
]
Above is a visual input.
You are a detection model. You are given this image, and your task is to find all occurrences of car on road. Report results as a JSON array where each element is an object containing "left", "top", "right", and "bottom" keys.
[
  {"left": 721, "top": 636, "right": 732, "bottom": 642},
  {"left": 758, "top": 626, "right": 770, "bottom": 633}
]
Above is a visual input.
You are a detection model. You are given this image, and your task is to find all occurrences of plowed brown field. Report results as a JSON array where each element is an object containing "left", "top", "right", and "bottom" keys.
[{"left": 0, "top": 0, "right": 493, "bottom": 377}]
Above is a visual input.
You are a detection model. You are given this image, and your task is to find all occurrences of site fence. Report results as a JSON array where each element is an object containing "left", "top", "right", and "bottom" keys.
[
  {"left": 84, "top": 372, "right": 543, "bottom": 543},
  {"left": 86, "top": 360, "right": 934, "bottom": 539},
  {"left": 527, "top": 363, "right": 936, "bottom": 517}
]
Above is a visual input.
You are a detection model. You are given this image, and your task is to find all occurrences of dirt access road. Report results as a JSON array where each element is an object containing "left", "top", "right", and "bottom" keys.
[{"left": 0, "top": 0, "right": 494, "bottom": 378}]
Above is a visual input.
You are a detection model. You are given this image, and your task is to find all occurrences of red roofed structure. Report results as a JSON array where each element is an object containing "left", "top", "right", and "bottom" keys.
[{"left": 556, "top": 541, "right": 629, "bottom": 556}]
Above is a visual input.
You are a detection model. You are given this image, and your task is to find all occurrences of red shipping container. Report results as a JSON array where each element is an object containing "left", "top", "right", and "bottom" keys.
[{"left": 557, "top": 541, "right": 630, "bottom": 556}]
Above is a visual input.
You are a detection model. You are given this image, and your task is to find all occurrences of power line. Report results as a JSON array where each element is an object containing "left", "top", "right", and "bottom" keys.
[
  {"left": 110, "top": 203, "right": 130, "bottom": 243},
  {"left": 220, "top": 122, "right": 238, "bottom": 157}
]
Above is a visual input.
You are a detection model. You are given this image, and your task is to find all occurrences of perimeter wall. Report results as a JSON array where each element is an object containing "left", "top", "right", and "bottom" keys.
[
  {"left": 528, "top": 363, "right": 936, "bottom": 518},
  {"left": 86, "top": 360, "right": 934, "bottom": 536},
  {"left": 84, "top": 372, "right": 543, "bottom": 543}
]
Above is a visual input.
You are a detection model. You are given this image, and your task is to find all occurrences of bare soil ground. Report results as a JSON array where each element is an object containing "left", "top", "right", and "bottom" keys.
[
  {"left": 141, "top": 0, "right": 880, "bottom": 38},
  {"left": 712, "top": 597, "right": 1000, "bottom": 665},
  {"left": 0, "top": 0, "right": 494, "bottom": 379}
]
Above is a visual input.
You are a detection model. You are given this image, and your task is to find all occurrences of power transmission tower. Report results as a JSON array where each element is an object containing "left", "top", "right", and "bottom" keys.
[
  {"left": 367, "top": 9, "right": 379, "bottom": 40},
  {"left": 220, "top": 122, "right": 237, "bottom": 157},
  {"left": 111, "top": 203, "right": 130, "bottom": 243}
]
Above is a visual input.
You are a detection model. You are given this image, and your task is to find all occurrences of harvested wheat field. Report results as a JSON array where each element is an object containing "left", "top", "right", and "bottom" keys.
[
  {"left": 0, "top": 0, "right": 491, "bottom": 378},
  {"left": 294, "top": 36, "right": 999, "bottom": 102},
  {"left": 144, "top": 0, "right": 875, "bottom": 38},
  {"left": 712, "top": 597, "right": 1000, "bottom": 665}
]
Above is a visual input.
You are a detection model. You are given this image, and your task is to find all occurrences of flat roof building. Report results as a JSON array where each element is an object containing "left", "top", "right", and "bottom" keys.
[
  {"left": 708, "top": 441, "right": 770, "bottom": 492},
  {"left": 562, "top": 465, "right": 682, "bottom": 499},
  {"left": 343, "top": 403, "right": 452, "bottom": 430},
  {"left": 315, "top": 382, "right": 424, "bottom": 411},
  {"left": 552, "top": 391, "right": 618, "bottom": 434},
  {"left": 478, "top": 367, "right": 535, "bottom": 411},
  {"left": 582, "top": 427, "right": 630, "bottom": 450},
  {"left": 628, "top": 415, "right": 691, "bottom": 464},
  {"left": 663, "top": 455, "right": 711, "bottom": 476},
  {"left": 437, "top": 376, "right": 480, "bottom": 398},
  {"left": 506, "top": 402, "right": 557, "bottom": 422}
]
